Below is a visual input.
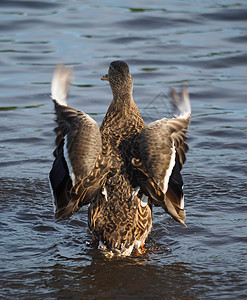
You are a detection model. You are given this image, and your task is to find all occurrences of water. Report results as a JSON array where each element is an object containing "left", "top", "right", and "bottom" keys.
[{"left": 0, "top": 0, "right": 247, "bottom": 299}]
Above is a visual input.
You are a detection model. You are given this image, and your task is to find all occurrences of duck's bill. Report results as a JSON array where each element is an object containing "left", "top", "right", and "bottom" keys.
[{"left": 101, "top": 74, "right": 108, "bottom": 81}]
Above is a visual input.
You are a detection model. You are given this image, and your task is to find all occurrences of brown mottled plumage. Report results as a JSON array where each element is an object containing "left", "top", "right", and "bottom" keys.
[{"left": 49, "top": 61, "right": 191, "bottom": 256}]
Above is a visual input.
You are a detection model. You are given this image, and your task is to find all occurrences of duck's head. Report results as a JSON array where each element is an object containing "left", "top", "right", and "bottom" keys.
[{"left": 102, "top": 61, "right": 133, "bottom": 99}]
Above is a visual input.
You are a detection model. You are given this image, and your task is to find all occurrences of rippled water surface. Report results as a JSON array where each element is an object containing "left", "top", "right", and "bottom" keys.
[{"left": 0, "top": 0, "right": 247, "bottom": 299}]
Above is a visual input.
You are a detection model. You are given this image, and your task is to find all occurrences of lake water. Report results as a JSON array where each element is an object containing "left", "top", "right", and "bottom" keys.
[{"left": 0, "top": 0, "right": 247, "bottom": 299}]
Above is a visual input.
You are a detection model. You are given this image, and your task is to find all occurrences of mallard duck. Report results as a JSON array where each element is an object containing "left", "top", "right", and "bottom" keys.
[{"left": 49, "top": 61, "right": 191, "bottom": 256}]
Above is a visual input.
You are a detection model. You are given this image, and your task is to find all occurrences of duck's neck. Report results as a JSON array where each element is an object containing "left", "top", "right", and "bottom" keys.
[
  {"left": 102, "top": 92, "right": 140, "bottom": 124},
  {"left": 112, "top": 91, "right": 133, "bottom": 106}
]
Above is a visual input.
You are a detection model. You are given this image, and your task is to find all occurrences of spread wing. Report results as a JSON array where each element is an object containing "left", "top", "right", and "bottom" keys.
[
  {"left": 49, "top": 65, "right": 104, "bottom": 221},
  {"left": 132, "top": 87, "right": 191, "bottom": 226}
]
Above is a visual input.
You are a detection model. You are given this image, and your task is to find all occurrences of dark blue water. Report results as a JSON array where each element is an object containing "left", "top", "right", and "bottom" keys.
[{"left": 0, "top": 1, "right": 247, "bottom": 299}]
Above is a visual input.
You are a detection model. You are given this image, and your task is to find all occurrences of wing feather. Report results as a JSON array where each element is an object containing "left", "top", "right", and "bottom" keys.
[
  {"left": 132, "top": 87, "right": 191, "bottom": 226},
  {"left": 49, "top": 64, "right": 104, "bottom": 221},
  {"left": 54, "top": 102, "right": 102, "bottom": 180}
]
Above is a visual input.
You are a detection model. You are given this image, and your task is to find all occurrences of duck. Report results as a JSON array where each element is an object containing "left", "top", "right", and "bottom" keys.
[{"left": 49, "top": 61, "right": 191, "bottom": 256}]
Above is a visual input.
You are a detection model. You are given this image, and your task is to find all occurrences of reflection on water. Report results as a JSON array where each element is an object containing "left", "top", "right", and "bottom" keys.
[
  {"left": 48, "top": 259, "right": 200, "bottom": 299},
  {"left": 0, "top": 0, "right": 247, "bottom": 299}
]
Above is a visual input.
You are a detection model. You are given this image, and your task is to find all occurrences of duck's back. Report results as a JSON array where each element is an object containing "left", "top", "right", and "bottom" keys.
[
  {"left": 99, "top": 100, "right": 145, "bottom": 174},
  {"left": 88, "top": 100, "right": 150, "bottom": 253}
]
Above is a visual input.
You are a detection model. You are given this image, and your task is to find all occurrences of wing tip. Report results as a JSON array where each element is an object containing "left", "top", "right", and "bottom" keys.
[
  {"left": 51, "top": 64, "right": 73, "bottom": 106},
  {"left": 170, "top": 86, "right": 191, "bottom": 118},
  {"left": 180, "top": 220, "right": 187, "bottom": 227}
]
